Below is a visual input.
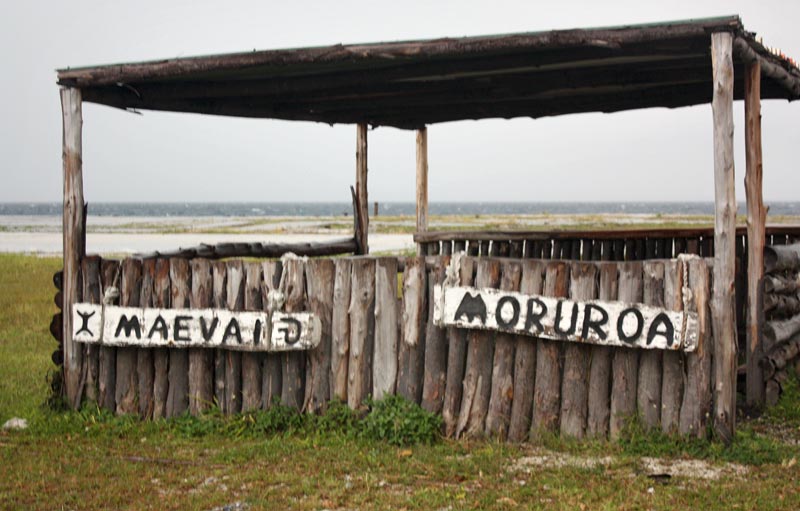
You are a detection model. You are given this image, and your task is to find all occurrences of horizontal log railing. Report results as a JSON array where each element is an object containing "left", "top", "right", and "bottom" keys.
[
  {"left": 414, "top": 225, "right": 800, "bottom": 260},
  {"left": 63, "top": 253, "right": 717, "bottom": 441}
]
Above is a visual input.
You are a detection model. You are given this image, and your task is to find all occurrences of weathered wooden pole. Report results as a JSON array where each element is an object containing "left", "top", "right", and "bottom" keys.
[
  {"left": 711, "top": 31, "right": 738, "bottom": 443},
  {"left": 356, "top": 123, "right": 369, "bottom": 254},
  {"left": 60, "top": 87, "right": 85, "bottom": 409},
  {"left": 416, "top": 127, "right": 429, "bottom": 255},
  {"left": 744, "top": 59, "right": 766, "bottom": 409}
]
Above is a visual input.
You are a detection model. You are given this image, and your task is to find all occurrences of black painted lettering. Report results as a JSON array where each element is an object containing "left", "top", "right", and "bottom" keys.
[
  {"left": 524, "top": 298, "right": 547, "bottom": 333},
  {"left": 554, "top": 300, "right": 579, "bottom": 336},
  {"left": 278, "top": 317, "right": 302, "bottom": 345},
  {"left": 253, "top": 319, "right": 262, "bottom": 346},
  {"left": 222, "top": 318, "right": 242, "bottom": 344},
  {"left": 616, "top": 307, "right": 644, "bottom": 344},
  {"left": 581, "top": 303, "right": 609, "bottom": 341},
  {"left": 199, "top": 317, "right": 219, "bottom": 341},
  {"left": 647, "top": 312, "right": 675, "bottom": 346},
  {"left": 76, "top": 309, "right": 95, "bottom": 336},
  {"left": 147, "top": 315, "right": 169, "bottom": 340},
  {"left": 454, "top": 292, "right": 487, "bottom": 325},
  {"left": 115, "top": 314, "right": 141, "bottom": 339},
  {"left": 173, "top": 315, "right": 191, "bottom": 342},
  {"left": 495, "top": 296, "right": 520, "bottom": 329}
]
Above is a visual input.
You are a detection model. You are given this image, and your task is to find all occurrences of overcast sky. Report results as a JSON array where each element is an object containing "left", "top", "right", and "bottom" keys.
[{"left": 1, "top": 0, "right": 798, "bottom": 204}]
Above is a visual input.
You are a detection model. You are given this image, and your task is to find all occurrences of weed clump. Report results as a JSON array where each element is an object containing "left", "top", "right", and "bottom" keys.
[{"left": 361, "top": 394, "right": 441, "bottom": 446}]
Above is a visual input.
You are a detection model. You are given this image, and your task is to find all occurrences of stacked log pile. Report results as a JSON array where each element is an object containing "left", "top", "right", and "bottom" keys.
[{"left": 760, "top": 243, "right": 800, "bottom": 405}]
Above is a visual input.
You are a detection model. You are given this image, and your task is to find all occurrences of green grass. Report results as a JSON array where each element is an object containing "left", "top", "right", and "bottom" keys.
[{"left": 1, "top": 253, "right": 800, "bottom": 510}]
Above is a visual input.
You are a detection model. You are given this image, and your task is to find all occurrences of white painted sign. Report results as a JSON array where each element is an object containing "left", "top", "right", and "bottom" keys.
[
  {"left": 433, "top": 286, "right": 698, "bottom": 351},
  {"left": 72, "top": 303, "right": 321, "bottom": 352}
]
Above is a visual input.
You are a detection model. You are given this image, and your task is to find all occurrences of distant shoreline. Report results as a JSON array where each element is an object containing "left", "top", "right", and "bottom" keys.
[
  {"left": 2, "top": 201, "right": 800, "bottom": 217},
  {"left": 2, "top": 211, "right": 798, "bottom": 256}
]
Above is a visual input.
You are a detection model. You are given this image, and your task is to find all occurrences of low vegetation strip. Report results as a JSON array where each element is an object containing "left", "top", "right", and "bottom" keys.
[{"left": 1, "top": 253, "right": 799, "bottom": 510}]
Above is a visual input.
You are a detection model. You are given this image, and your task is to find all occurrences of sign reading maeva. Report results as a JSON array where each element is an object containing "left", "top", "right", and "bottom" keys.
[
  {"left": 433, "top": 285, "right": 698, "bottom": 351},
  {"left": 72, "top": 304, "right": 321, "bottom": 352}
]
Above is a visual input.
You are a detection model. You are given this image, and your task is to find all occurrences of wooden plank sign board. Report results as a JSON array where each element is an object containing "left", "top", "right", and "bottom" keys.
[
  {"left": 433, "top": 285, "right": 698, "bottom": 351},
  {"left": 72, "top": 303, "right": 321, "bottom": 352}
]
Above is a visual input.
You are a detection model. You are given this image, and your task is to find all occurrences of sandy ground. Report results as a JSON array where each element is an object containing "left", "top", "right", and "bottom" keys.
[{"left": 0, "top": 232, "right": 415, "bottom": 255}]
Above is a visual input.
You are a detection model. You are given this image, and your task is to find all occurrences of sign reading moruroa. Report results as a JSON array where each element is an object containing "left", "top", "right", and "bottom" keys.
[
  {"left": 72, "top": 303, "right": 321, "bottom": 352},
  {"left": 433, "top": 286, "right": 698, "bottom": 351}
]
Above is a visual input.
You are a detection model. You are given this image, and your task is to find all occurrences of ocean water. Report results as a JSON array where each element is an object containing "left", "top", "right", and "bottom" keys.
[{"left": 2, "top": 201, "right": 800, "bottom": 217}]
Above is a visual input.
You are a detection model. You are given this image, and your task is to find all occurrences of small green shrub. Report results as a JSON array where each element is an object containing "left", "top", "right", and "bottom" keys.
[
  {"left": 361, "top": 394, "right": 442, "bottom": 446},
  {"left": 765, "top": 368, "right": 800, "bottom": 423},
  {"left": 314, "top": 399, "right": 360, "bottom": 435}
]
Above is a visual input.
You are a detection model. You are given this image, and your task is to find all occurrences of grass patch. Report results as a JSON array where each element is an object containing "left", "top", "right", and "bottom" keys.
[{"left": 2, "top": 253, "right": 800, "bottom": 510}]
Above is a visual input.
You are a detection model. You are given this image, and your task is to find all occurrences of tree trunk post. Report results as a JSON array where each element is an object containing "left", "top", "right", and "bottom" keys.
[
  {"left": 356, "top": 123, "right": 369, "bottom": 254},
  {"left": 416, "top": 127, "right": 429, "bottom": 255},
  {"left": 744, "top": 59, "right": 766, "bottom": 410},
  {"left": 711, "top": 31, "right": 738, "bottom": 443},
  {"left": 61, "top": 87, "right": 85, "bottom": 409}
]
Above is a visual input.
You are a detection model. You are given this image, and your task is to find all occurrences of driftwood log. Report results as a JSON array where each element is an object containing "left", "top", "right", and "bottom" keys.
[
  {"left": 764, "top": 244, "right": 800, "bottom": 274},
  {"left": 134, "top": 239, "right": 357, "bottom": 260},
  {"left": 507, "top": 260, "right": 545, "bottom": 442},
  {"left": 456, "top": 258, "right": 501, "bottom": 439},
  {"left": 166, "top": 258, "right": 190, "bottom": 417},
  {"left": 281, "top": 258, "right": 306, "bottom": 410},
  {"left": 679, "top": 259, "right": 713, "bottom": 438},
  {"left": 224, "top": 260, "right": 244, "bottom": 414},
  {"left": 763, "top": 274, "right": 800, "bottom": 295},
  {"left": 98, "top": 259, "right": 119, "bottom": 411},
  {"left": 304, "top": 259, "right": 335, "bottom": 413},
  {"left": 586, "top": 263, "right": 618, "bottom": 438},
  {"left": 115, "top": 258, "right": 142, "bottom": 415},
  {"left": 397, "top": 257, "right": 426, "bottom": 404},
  {"left": 81, "top": 256, "right": 102, "bottom": 406},
  {"left": 485, "top": 261, "right": 522, "bottom": 439},
  {"left": 212, "top": 261, "right": 228, "bottom": 410},
  {"left": 189, "top": 259, "right": 214, "bottom": 414},
  {"left": 421, "top": 258, "right": 449, "bottom": 415},
  {"left": 242, "top": 262, "right": 264, "bottom": 411},
  {"left": 559, "top": 262, "right": 597, "bottom": 439},
  {"left": 373, "top": 258, "right": 399, "bottom": 400},
  {"left": 152, "top": 259, "right": 171, "bottom": 418},
  {"left": 137, "top": 259, "right": 156, "bottom": 419},
  {"left": 441, "top": 256, "right": 475, "bottom": 437},
  {"left": 610, "top": 262, "right": 643, "bottom": 439},
  {"left": 637, "top": 261, "right": 665, "bottom": 431},
  {"left": 760, "top": 334, "right": 800, "bottom": 380},
  {"left": 261, "top": 261, "right": 283, "bottom": 408},
  {"left": 331, "top": 259, "right": 352, "bottom": 402},
  {"left": 531, "top": 261, "right": 568, "bottom": 435},
  {"left": 763, "top": 315, "right": 800, "bottom": 345},
  {"left": 347, "top": 258, "right": 375, "bottom": 409},
  {"left": 661, "top": 260, "right": 685, "bottom": 433}
]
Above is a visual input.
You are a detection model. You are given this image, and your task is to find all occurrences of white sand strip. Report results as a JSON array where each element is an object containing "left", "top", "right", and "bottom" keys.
[{"left": 0, "top": 232, "right": 415, "bottom": 256}]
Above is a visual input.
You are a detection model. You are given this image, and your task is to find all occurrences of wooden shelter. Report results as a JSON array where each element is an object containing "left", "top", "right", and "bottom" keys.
[{"left": 55, "top": 16, "right": 800, "bottom": 442}]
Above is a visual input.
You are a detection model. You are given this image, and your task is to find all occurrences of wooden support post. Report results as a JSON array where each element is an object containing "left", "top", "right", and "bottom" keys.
[
  {"left": 711, "top": 32, "right": 738, "bottom": 443},
  {"left": 61, "top": 87, "right": 85, "bottom": 408},
  {"left": 356, "top": 123, "right": 369, "bottom": 254},
  {"left": 416, "top": 127, "right": 429, "bottom": 256},
  {"left": 745, "top": 59, "right": 766, "bottom": 409}
]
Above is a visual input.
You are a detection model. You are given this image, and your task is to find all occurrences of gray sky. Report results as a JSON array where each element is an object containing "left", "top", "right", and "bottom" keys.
[{"left": 1, "top": 0, "right": 798, "bottom": 204}]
